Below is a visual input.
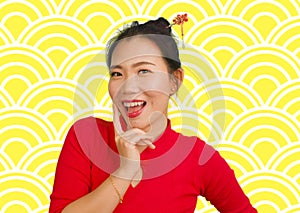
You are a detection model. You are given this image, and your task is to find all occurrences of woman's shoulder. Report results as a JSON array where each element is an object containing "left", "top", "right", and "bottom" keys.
[
  {"left": 70, "top": 116, "right": 114, "bottom": 142},
  {"left": 174, "top": 130, "right": 212, "bottom": 151},
  {"left": 174, "top": 131, "right": 218, "bottom": 165}
]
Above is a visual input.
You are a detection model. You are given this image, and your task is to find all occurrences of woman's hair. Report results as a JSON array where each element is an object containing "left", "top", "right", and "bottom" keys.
[{"left": 106, "top": 17, "right": 181, "bottom": 73}]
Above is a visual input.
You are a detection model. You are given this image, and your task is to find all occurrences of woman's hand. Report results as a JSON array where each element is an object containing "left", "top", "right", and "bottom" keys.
[{"left": 113, "top": 104, "right": 155, "bottom": 180}]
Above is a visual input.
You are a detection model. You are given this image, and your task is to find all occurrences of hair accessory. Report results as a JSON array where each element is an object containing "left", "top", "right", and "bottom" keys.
[{"left": 169, "top": 13, "right": 188, "bottom": 47}]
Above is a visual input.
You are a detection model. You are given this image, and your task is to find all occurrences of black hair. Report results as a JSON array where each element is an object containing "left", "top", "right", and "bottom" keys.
[{"left": 106, "top": 17, "right": 181, "bottom": 73}]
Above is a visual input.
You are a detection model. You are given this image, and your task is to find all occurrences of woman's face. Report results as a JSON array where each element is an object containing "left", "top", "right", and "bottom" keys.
[{"left": 108, "top": 36, "right": 175, "bottom": 132}]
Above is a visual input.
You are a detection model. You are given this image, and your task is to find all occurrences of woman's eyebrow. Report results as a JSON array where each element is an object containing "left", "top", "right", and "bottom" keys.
[
  {"left": 110, "top": 61, "right": 155, "bottom": 70},
  {"left": 109, "top": 64, "right": 122, "bottom": 70},
  {"left": 131, "top": 61, "right": 156, "bottom": 68}
]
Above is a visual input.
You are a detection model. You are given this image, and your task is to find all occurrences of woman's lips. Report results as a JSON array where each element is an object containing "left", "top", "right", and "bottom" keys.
[{"left": 122, "top": 100, "right": 146, "bottom": 118}]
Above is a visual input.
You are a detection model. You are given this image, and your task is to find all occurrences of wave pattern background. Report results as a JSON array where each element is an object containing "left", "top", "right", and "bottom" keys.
[{"left": 0, "top": 0, "right": 300, "bottom": 212}]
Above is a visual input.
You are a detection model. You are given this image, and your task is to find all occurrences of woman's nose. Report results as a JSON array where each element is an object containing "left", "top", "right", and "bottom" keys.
[{"left": 121, "top": 75, "right": 141, "bottom": 94}]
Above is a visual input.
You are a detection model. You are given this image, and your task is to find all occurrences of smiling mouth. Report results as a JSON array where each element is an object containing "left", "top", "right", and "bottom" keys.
[{"left": 122, "top": 100, "right": 147, "bottom": 118}]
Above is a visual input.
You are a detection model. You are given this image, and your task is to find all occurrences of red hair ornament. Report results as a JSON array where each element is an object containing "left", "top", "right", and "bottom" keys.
[{"left": 169, "top": 13, "right": 188, "bottom": 48}]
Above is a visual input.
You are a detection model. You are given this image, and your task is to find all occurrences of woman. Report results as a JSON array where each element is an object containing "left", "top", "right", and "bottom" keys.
[{"left": 49, "top": 17, "right": 257, "bottom": 212}]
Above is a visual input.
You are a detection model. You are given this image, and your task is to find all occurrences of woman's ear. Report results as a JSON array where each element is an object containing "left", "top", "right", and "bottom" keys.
[{"left": 170, "top": 68, "right": 184, "bottom": 95}]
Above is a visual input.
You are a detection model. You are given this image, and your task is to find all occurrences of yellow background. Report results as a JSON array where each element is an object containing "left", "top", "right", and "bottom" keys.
[{"left": 1, "top": 0, "right": 300, "bottom": 212}]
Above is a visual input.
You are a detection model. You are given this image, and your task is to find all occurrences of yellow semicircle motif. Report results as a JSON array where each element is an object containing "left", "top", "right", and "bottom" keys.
[{"left": 1, "top": 0, "right": 300, "bottom": 212}]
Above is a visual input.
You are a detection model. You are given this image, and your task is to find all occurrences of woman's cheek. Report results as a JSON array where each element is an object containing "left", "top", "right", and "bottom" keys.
[
  {"left": 138, "top": 72, "right": 171, "bottom": 95},
  {"left": 108, "top": 80, "right": 119, "bottom": 99}
]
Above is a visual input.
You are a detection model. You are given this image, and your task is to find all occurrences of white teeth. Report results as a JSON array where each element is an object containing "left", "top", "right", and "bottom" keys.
[{"left": 123, "top": 101, "right": 144, "bottom": 108}]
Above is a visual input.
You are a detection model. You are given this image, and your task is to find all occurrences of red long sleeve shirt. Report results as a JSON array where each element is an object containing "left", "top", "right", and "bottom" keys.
[{"left": 49, "top": 117, "right": 257, "bottom": 212}]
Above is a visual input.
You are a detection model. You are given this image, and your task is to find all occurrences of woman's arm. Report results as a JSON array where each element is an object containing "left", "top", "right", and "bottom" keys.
[
  {"left": 49, "top": 124, "right": 133, "bottom": 213},
  {"left": 62, "top": 171, "right": 132, "bottom": 213},
  {"left": 62, "top": 128, "right": 148, "bottom": 212},
  {"left": 200, "top": 147, "right": 257, "bottom": 213},
  {"left": 49, "top": 119, "right": 153, "bottom": 213}
]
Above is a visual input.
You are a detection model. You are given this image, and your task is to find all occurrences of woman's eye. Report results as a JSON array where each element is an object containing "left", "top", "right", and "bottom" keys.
[
  {"left": 138, "top": 69, "right": 151, "bottom": 75},
  {"left": 110, "top": 72, "right": 122, "bottom": 77}
]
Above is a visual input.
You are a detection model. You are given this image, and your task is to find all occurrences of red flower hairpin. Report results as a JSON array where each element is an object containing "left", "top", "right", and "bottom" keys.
[{"left": 170, "top": 13, "right": 188, "bottom": 47}]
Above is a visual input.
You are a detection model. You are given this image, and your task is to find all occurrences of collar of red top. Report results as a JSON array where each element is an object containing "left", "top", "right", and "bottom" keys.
[{"left": 140, "top": 119, "right": 178, "bottom": 160}]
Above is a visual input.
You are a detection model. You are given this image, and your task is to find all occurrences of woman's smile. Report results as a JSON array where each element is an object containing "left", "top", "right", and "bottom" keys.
[{"left": 122, "top": 99, "right": 147, "bottom": 118}]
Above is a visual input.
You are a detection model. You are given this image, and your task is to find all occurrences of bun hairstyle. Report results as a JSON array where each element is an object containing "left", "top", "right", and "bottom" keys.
[{"left": 106, "top": 17, "right": 181, "bottom": 73}]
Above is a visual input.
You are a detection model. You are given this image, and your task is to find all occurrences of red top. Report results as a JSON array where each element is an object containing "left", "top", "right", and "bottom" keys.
[{"left": 49, "top": 117, "right": 257, "bottom": 213}]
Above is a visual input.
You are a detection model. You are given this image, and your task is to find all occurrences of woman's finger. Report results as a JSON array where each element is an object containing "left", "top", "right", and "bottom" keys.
[
  {"left": 121, "top": 129, "right": 154, "bottom": 144},
  {"left": 137, "top": 139, "right": 156, "bottom": 149},
  {"left": 124, "top": 134, "right": 155, "bottom": 149},
  {"left": 120, "top": 129, "right": 143, "bottom": 143},
  {"left": 113, "top": 103, "right": 124, "bottom": 136}
]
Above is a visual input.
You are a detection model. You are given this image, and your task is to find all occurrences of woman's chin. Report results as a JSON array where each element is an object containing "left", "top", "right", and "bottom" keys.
[{"left": 128, "top": 119, "right": 150, "bottom": 132}]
